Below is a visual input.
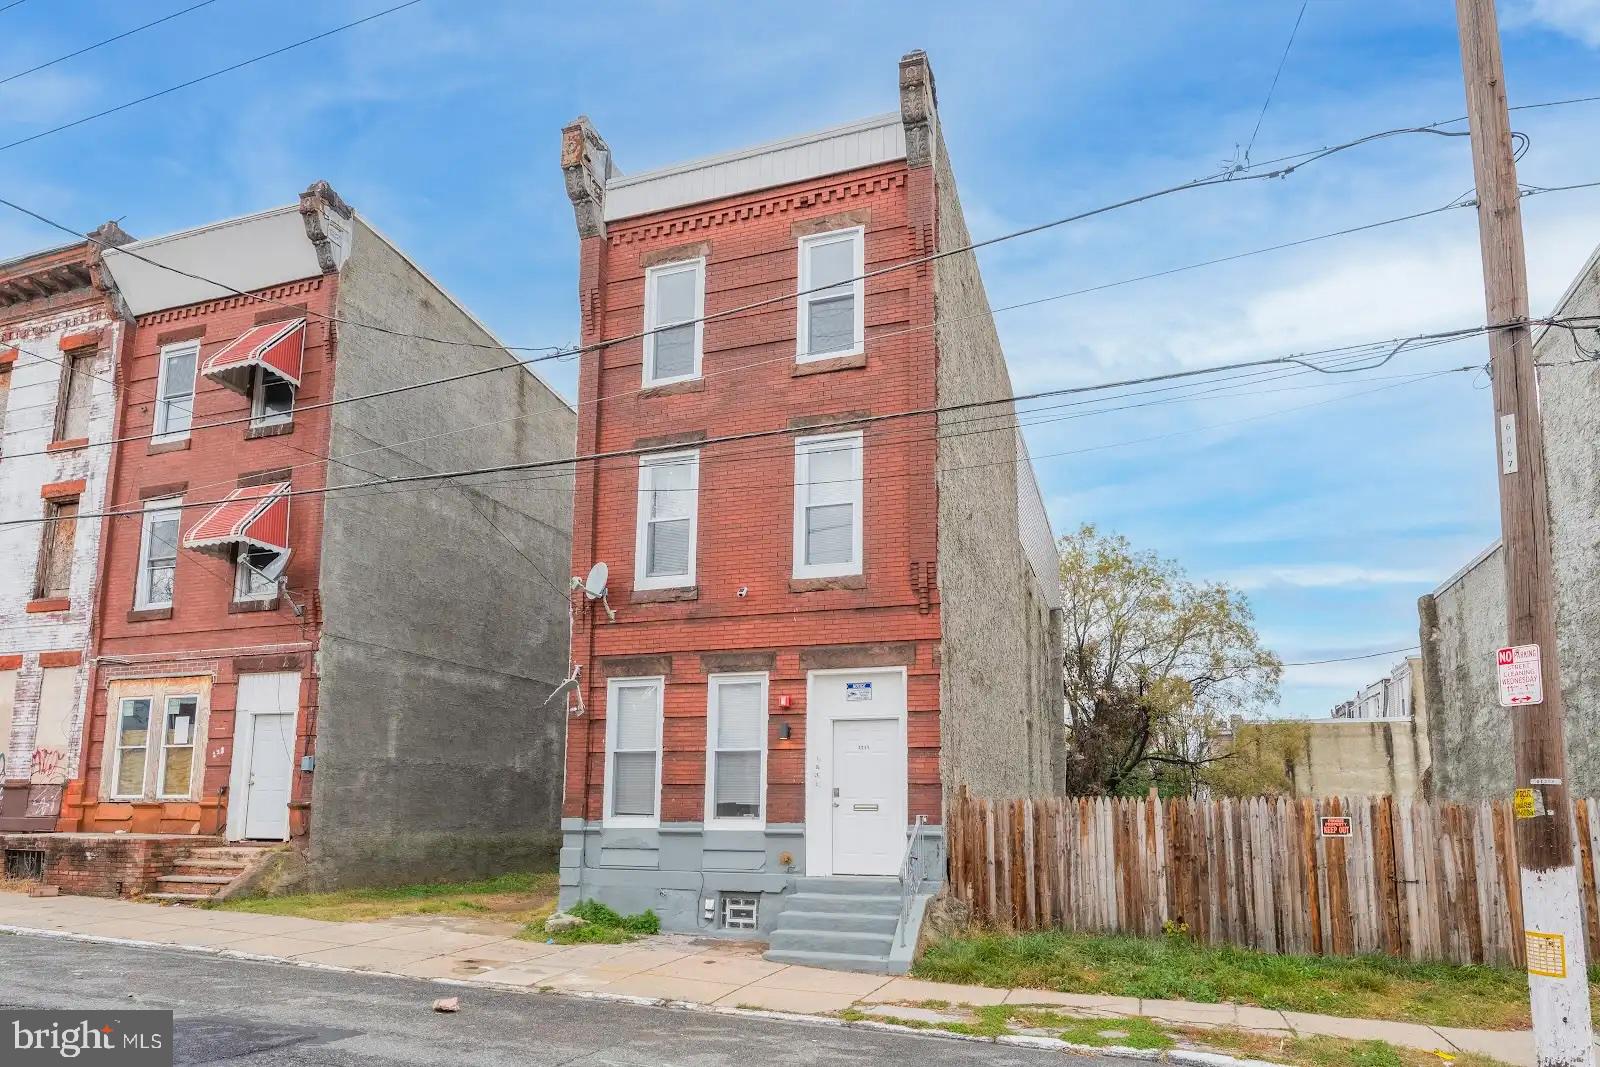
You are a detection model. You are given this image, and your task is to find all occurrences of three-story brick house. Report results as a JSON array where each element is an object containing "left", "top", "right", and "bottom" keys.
[{"left": 557, "top": 52, "right": 1062, "bottom": 971}]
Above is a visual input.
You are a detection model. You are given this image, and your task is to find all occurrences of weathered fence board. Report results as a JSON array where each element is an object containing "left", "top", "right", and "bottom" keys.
[{"left": 946, "top": 788, "right": 1600, "bottom": 967}]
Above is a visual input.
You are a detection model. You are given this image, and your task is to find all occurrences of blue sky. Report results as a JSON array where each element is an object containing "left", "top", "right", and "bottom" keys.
[{"left": 3, "top": 0, "right": 1598, "bottom": 715}]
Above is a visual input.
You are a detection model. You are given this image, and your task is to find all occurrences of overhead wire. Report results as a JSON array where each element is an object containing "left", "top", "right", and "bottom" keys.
[
  {"left": 1240, "top": 0, "right": 1309, "bottom": 167},
  {"left": 0, "top": 1, "right": 222, "bottom": 89}
]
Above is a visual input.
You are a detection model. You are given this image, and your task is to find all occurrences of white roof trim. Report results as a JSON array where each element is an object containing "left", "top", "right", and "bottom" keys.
[
  {"left": 603, "top": 113, "right": 906, "bottom": 223},
  {"left": 1432, "top": 538, "right": 1503, "bottom": 597}
]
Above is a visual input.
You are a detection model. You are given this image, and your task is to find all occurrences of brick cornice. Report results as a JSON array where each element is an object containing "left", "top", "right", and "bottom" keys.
[
  {"left": 136, "top": 277, "right": 323, "bottom": 328},
  {"left": 607, "top": 170, "right": 906, "bottom": 248}
]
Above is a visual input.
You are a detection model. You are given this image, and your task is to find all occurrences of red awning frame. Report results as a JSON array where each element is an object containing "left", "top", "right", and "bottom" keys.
[
  {"left": 201, "top": 319, "right": 306, "bottom": 397},
  {"left": 182, "top": 481, "right": 291, "bottom": 558}
]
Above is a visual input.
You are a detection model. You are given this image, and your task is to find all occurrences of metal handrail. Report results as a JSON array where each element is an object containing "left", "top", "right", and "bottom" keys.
[{"left": 897, "top": 814, "right": 929, "bottom": 947}]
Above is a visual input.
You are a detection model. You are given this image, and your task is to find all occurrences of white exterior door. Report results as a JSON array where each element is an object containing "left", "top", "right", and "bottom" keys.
[
  {"left": 228, "top": 673, "right": 299, "bottom": 842},
  {"left": 805, "top": 667, "right": 907, "bottom": 877}
]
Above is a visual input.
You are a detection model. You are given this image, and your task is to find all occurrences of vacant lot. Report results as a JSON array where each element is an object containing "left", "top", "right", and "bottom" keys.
[
  {"left": 914, "top": 927, "right": 1599, "bottom": 1030},
  {"left": 213, "top": 870, "right": 559, "bottom": 926}
]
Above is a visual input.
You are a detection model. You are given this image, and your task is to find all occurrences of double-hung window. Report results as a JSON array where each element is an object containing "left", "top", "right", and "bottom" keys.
[
  {"left": 634, "top": 451, "right": 697, "bottom": 590},
  {"left": 796, "top": 227, "right": 864, "bottom": 361},
  {"left": 153, "top": 341, "right": 197, "bottom": 442},
  {"left": 135, "top": 498, "right": 182, "bottom": 609},
  {"left": 643, "top": 258, "right": 704, "bottom": 386},
  {"left": 156, "top": 696, "right": 199, "bottom": 798},
  {"left": 705, "top": 674, "right": 767, "bottom": 827},
  {"left": 792, "top": 432, "right": 863, "bottom": 578},
  {"left": 250, "top": 365, "right": 295, "bottom": 428},
  {"left": 605, "top": 677, "right": 663, "bottom": 827},
  {"left": 111, "top": 698, "right": 151, "bottom": 799}
]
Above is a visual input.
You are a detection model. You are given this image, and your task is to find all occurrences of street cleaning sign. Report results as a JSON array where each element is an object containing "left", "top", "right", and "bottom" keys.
[{"left": 1496, "top": 644, "right": 1543, "bottom": 707}]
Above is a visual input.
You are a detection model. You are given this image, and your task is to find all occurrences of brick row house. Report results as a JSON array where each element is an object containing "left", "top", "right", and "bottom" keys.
[
  {"left": 1, "top": 183, "right": 575, "bottom": 894},
  {"left": 0, "top": 226, "right": 132, "bottom": 834},
  {"left": 557, "top": 52, "right": 1062, "bottom": 971}
]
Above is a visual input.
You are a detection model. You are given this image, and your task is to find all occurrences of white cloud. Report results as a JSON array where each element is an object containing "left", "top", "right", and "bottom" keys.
[
  {"left": 1225, "top": 563, "right": 1438, "bottom": 591},
  {"left": 1506, "top": 0, "right": 1600, "bottom": 47}
]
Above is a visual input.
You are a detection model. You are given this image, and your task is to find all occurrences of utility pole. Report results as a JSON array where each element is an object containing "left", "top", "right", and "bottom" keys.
[{"left": 1455, "top": 2, "right": 1594, "bottom": 1065}]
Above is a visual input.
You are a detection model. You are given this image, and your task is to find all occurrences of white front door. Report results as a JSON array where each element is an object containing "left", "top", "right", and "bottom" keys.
[
  {"left": 805, "top": 667, "right": 907, "bottom": 877},
  {"left": 244, "top": 713, "right": 294, "bottom": 839},
  {"left": 831, "top": 717, "right": 901, "bottom": 875},
  {"left": 228, "top": 672, "right": 299, "bottom": 842}
]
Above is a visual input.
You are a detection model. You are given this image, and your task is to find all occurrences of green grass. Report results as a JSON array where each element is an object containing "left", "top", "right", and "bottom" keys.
[
  {"left": 211, "top": 871, "right": 558, "bottom": 925},
  {"left": 1189, "top": 1027, "right": 1513, "bottom": 1067},
  {"left": 519, "top": 898, "right": 661, "bottom": 945},
  {"left": 912, "top": 927, "right": 1590, "bottom": 1031}
]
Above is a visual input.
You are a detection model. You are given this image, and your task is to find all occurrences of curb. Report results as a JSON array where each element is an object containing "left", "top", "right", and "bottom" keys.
[{"left": 0, "top": 922, "right": 1294, "bottom": 1066}]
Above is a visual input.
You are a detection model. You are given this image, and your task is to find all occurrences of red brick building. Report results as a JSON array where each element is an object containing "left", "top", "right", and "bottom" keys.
[
  {"left": 42, "top": 183, "right": 576, "bottom": 894},
  {"left": 557, "top": 52, "right": 1062, "bottom": 969}
]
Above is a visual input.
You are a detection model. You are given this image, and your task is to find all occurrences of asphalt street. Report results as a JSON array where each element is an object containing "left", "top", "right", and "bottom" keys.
[{"left": 0, "top": 931, "right": 1134, "bottom": 1067}]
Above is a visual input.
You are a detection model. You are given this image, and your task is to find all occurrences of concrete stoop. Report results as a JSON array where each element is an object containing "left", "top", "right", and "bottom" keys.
[{"left": 763, "top": 876, "right": 919, "bottom": 975}]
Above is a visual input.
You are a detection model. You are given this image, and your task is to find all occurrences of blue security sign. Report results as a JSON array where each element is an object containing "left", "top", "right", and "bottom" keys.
[{"left": 844, "top": 682, "right": 873, "bottom": 702}]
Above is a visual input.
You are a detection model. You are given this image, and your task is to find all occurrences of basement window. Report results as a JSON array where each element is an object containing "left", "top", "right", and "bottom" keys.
[
  {"left": 720, "top": 895, "right": 758, "bottom": 931},
  {"left": 4, "top": 848, "right": 45, "bottom": 881}
]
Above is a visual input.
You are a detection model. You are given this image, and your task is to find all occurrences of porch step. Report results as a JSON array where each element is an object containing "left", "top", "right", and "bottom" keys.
[
  {"left": 768, "top": 927, "right": 895, "bottom": 957},
  {"left": 773, "top": 909, "right": 899, "bottom": 935},
  {"left": 776, "top": 892, "right": 901, "bottom": 916},
  {"left": 142, "top": 842, "right": 276, "bottom": 903},
  {"left": 790, "top": 876, "right": 899, "bottom": 896},
  {"left": 763, "top": 947, "right": 903, "bottom": 975},
  {"left": 143, "top": 892, "right": 214, "bottom": 903},
  {"left": 168, "top": 861, "right": 249, "bottom": 876},
  {"left": 156, "top": 874, "right": 235, "bottom": 886}
]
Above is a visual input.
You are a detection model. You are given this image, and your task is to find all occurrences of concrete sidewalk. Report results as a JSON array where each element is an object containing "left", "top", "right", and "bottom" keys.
[{"left": 0, "top": 891, "right": 1545, "bottom": 1065}]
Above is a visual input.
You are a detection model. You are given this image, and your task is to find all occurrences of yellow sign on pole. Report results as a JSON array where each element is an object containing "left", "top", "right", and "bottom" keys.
[
  {"left": 1513, "top": 788, "right": 1540, "bottom": 820},
  {"left": 1526, "top": 931, "right": 1567, "bottom": 978}
]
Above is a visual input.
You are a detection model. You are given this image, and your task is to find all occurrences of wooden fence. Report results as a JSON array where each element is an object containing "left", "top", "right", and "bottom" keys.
[{"left": 945, "top": 788, "right": 1600, "bottom": 967}]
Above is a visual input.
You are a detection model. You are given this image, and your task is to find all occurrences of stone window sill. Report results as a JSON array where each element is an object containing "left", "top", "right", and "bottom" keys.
[
  {"left": 791, "top": 352, "right": 866, "bottom": 377},
  {"left": 228, "top": 597, "right": 280, "bottom": 614},
  {"left": 789, "top": 575, "right": 866, "bottom": 593},
  {"left": 25, "top": 597, "right": 71, "bottom": 613},
  {"left": 632, "top": 585, "right": 698, "bottom": 604},
  {"left": 147, "top": 438, "right": 191, "bottom": 456},
  {"left": 245, "top": 421, "right": 294, "bottom": 440},
  {"left": 126, "top": 607, "right": 173, "bottom": 623},
  {"left": 45, "top": 438, "right": 88, "bottom": 454},
  {"left": 639, "top": 378, "right": 705, "bottom": 399}
]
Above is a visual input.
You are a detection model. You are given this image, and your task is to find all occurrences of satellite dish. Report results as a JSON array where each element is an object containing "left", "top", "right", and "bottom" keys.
[{"left": 583, "top": 561, "right": 609, "bottom": 599}]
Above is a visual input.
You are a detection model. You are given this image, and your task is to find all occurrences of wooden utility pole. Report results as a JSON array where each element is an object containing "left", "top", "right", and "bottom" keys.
[{"left": 1455, "top": 2, "right": 1594, "bottom": 1064}]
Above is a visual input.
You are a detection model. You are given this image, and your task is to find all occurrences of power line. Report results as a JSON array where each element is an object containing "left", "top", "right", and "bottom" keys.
[
  {"left": 1242, "top": 0, "right": 1309, "bottom": 166},
  {"left": 0, "top": 0, "right": 428, "bottom": 154},
  {"left": 0, "top": 326, "right": 1509, "bottom": 528},
  {"left": 0, "top": 1, "right": 29, "bottom": 14},
  {"left": 1280, "top": 645, "right": 1420, "bottom": 667},
  {"left": 0, "top": 1, "right": 222, "bottom": 88}
]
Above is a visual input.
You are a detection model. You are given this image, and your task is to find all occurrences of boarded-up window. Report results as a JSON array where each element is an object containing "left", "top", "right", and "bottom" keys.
[
  {"left": 29, "top": 666, "right": 74, "bottom": 785},
  {"left": 34, "top": 499, "right": 78, "bottom": 600},
  {"left": 53, "top": 349, "right": 94, "bottom": 442},
  {"left": 158, "top": 696, "right": 197, "bottom": 797},
  {"left": 0, "top": 666, "right": 18, "bottom": 782},
  {"left": 113, "top": 698, "right": 150, "bottom": 798},
  {"left": 0, "top": 366, "right": 11, "bottom": 448}
]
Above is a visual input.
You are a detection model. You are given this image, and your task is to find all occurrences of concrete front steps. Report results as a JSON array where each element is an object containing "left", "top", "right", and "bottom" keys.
[
  {"left": 763, "top": 876, "right": 911, "bottom": 975},
  {"left": 145, "top": 844, "right": 275, "bottom": 903}
]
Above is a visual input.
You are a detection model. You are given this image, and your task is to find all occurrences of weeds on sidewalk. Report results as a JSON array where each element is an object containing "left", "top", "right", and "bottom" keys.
[
  {"left": 913, "top": 926, "right": 1595, "bottom": 1030},
  {"left": 519, "top": 899, "right": 660, "bottom": 945},
  {"left": 1183, "top": 1026, "right": 1511, "bottom": 1067},
  {"left": 213, "top": 871, "right": 558, "bottom": 925}
]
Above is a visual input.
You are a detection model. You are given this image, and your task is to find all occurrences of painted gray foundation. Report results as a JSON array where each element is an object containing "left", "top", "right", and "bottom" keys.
[{"left": 558, "top": 819, "right": 946, "bottom": 938}]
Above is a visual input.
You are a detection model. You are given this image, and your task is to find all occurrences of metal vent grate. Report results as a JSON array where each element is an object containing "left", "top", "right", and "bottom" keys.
[
  {"left": 720, "top": 894, "right": 758, "bottom": 930},
  {"left": 4, "top": 849, "right": 45, "bottom": 881}
]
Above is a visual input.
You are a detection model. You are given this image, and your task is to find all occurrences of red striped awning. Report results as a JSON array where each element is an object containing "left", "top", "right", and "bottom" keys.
[
  {"left": 183, "top": 482, "right": 291, "bottom": 557},
  {"left": 201, "top": 319, "right": 305, "bottom": 396}
]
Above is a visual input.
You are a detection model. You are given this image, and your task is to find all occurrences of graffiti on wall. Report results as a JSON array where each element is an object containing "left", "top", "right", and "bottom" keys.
[{"left": 29, "top": 747, "right": 68, "bottom": 785}]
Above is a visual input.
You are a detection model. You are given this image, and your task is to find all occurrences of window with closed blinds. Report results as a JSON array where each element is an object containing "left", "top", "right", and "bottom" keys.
[
  {"left": 797, "top": 228, "right": 863, "bottom": 361},
  {"left": 792, "top": 433, "right": 863, "bottom": 579},
  {"left": 708, "top": 675, "right": 766, "bottom": 824},
  {"left": 606, "top": 679, "right": 662, "bottom": 824},
  {"left": 644, "top": 259, "right": 703, "bottom": 385},
  {"left": 635, "top": 452, "right": 697, "bottom": 589}
]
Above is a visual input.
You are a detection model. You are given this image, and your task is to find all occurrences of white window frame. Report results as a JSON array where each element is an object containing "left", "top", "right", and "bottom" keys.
[
  {"left": 633, "top": 450, "right": 698, "bottom": 591},
  {"left": 155, "top": 694, "right": 200, "bottom": 800},
  {"left": 249, "top": 365, "right": 296, "bottom": 428},
  {"left": 603, "top": 676, "right": 664, "bottom": 829},
  {"left": 109, "top": 697, "right": 153, "bottom": 801},
  {"left": 704, "top": 672, "right": 769, "bottom": 830},
  {"left": 642, "top": 257, "right": 705, "bottom": 387},
  {"left": 135, "top": 497, "right": 182, "bottom": 610},
  {"left": 234, "top": 545, "right": 280, "bottom": 603},
  {"left": 153, "top": 341, "right": 198, "bottom": 442},
  {"left": 792, "top": 432, "right": 864, "bottom": 579},
  {"left": 795, "top": 226, "right": 865, "bottom": 362}
]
